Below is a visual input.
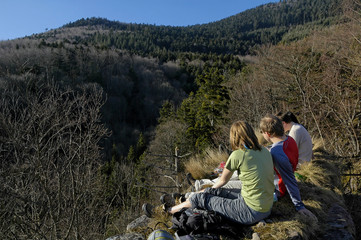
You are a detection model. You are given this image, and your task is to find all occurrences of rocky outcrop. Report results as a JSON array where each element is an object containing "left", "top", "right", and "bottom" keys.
[
  {"left": 126, "top": 215, "right": 151, "bottom": 232},
  {"left": 322, "top": 204, "right": 355, "bottom": 240},
  {"left": 105, "top": 215, "right": 150, "bottom": 240},
  {"left": 106, "top": 157, "right": 357, "bottom": 240},
  {"left": 106, "top": 206, "right": 356, "bottom": 240}
]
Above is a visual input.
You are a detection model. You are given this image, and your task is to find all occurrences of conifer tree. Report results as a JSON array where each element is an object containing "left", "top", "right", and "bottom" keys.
[
  {"left": 158, "top": 100, "right": 176, "bottom": 123},
  {"left": 179, "top": 67, "right": 230, "bottom": 150}
]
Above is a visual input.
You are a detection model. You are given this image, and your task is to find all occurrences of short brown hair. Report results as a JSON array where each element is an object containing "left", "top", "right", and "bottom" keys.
[
  {"left": 260, "top": 114, "right": 284, "bottom": 137},
  {"left": 230, "top": 121, "right": 261, "bottom": 151}
]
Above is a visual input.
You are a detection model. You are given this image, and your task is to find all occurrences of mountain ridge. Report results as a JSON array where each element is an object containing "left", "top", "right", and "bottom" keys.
[{"left": 30, "top": 0, "right": 343, "bottom": 56}]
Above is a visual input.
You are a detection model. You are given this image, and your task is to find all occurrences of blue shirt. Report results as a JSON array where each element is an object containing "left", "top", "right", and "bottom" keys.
[{"left": 270, "top": 139, "right": 305, "bottom": 211}]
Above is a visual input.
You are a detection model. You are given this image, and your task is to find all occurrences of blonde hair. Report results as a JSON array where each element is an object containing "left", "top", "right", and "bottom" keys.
[{"left": 230, "top": 121, "right": 262, "bottom": 151}]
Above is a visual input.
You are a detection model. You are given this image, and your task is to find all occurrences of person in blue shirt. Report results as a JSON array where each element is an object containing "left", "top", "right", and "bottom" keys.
[{"left": 260, "top": 114, "right": 317, "bottom": 220}]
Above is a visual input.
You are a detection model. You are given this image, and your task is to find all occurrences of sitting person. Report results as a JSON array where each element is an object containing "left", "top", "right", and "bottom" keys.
[
  {"left": 277, "top": 111, "right": 313, "bottom": 165},
  {"left": 163, "top": 121, "right": 275, "bottom": 225},
  {"left": 260, "top": 114, "right": 317, "bottom": 220}
]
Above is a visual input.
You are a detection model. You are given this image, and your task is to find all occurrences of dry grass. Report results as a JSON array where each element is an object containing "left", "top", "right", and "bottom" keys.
[
  {"left": 254, "top": 187, "right": 321, "bottom": 240},
  {"left": 134, "top": 205, "right": 176, "bottom": 238},
  {"left": 184, "top": 131, "right": 269, "bottom": 180},
  {"left": 148, "top": 206, "right": 175, "bottom": 231},
  {"left": 256, "top": 217, "right": 318, "bottom": 240},
  {"left": 250, "top": 156, "right": 346, "bottom": 239},
  {"left": 312, "top": 136, "right": 325, "bottom": 153},
  {"left": 184, "top": 148, "right": 229, "bottom": 180},
  {"left": 296, "top": 159, "right": 341, "bottom": 189}
]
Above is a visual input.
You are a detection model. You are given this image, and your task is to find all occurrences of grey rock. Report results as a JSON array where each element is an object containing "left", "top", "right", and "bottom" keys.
[
  {"left": 256, "top": 220, "right": 266, "bottom": 228},
  {"left": 252, "top": 232, "right": 261, "bottom": 240},
  {"left": 322, "top": 204, "right": 355, "bottom": 240},
  {"left": 126, "top": 215, "right": 151, "bottom": 232},
  {"left": 323, "top": 229, "right": 354, "bottom": 240}
]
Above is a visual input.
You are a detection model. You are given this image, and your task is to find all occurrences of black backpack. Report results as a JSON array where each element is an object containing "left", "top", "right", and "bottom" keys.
[{"left": 171, "top": 208, "right": 242, "bottom": 239}]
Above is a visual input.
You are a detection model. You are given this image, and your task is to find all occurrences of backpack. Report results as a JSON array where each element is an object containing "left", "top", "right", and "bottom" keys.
[{"left": 171, "top": 208, "right": 241, "bottom": 239}]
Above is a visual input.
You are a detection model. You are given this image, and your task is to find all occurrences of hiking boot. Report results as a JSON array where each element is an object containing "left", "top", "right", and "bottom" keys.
[
  {"left": 186, "top": 173, "right": 196, "bottom": 185},
  {"left": 162, "top": 203, "right": 172, "bottom": 214},
  {"left": 172, "top": 192, "right": 186, "bottom": 203},
  {"left": 142, "top": 203, "right": 154, "bottom": 218},
  {"left": 160, "top": 193, "right": 175, "bottom": 207},
  {"left": 172, "top": 192, "right": 182, "bottom": 199}
]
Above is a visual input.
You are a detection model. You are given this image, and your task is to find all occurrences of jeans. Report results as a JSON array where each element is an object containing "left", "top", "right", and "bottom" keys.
[{"left": 188, "top": 188, "right": 270, "bottom": 225}]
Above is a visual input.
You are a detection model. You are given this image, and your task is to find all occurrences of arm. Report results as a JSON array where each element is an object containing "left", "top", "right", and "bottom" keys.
[
  {"left": 211, "top": 168, "right": 234, "bottom": 189},
  {"left": 273, "top": 151, "right": 305, "bottom": 210}
]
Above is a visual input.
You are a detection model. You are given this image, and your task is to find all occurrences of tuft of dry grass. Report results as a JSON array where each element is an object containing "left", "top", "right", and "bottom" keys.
[
  {"left": 296, "top": 159, "right": 341, "bottom": 189},
  {"left": 184, "top": 148, "right": 229, "bottom": 180},
  {"left": 312, "top": 136, "right": 325, "bottom": 153},
  {"left": 257, "top": 217, "right": 318, "bottom": 240},
  {"left": 184, "top": 131, "right": 269, "bottom": 180},
  {"left": 138, "top": 205, "right": 175, "bottom": 238},
  {"left": 148, "top": 205, "right": 174, "bottom": 229}
]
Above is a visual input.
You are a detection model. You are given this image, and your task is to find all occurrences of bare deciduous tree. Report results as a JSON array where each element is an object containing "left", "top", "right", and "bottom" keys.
[
  {"left": 0, "top": 77, "right": 110, "bottom": 239},
  {"left": 235, "top": 24, "right": 360, "bottom": 157}
]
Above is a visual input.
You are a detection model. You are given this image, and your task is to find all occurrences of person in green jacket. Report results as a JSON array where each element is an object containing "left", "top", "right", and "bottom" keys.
[{"left": 163, "top": 121, "right": 274, "bottom": 225}]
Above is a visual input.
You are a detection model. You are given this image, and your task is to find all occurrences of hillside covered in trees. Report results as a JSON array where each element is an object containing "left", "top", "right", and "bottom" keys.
[
  {"left": 0, "top": 0, "right": 360, "bottom": 239},
  {"left": 44, "top": 0, "right": 342, "bottom": 58}
]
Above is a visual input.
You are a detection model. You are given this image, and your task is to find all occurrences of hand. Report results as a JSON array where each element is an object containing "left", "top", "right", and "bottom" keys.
[{"left": 298, "top": 208, "right": 318, "bottom": 222}]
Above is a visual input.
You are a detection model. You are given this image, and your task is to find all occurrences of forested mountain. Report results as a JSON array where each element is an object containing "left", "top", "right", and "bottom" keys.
[
  {"left": 5, "top": 0, "right": 343, "bottom": 158},
  {"left": 1, "top": 0, "right": 360, "bottom": 239},
  {"left": 9, "top": 0, "right": 341, "bottom": 157},
  {"left": 38, "top": 0, "right": 342, "bottom": 57}
]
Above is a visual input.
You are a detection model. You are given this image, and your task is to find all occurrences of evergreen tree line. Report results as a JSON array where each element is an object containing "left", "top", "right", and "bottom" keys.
[{"left": 46, "top": 0, "right": 343, "bottom": 57}]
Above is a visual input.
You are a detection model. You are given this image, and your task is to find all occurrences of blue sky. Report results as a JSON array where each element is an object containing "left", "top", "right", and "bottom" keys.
[{"left": 1, "top": 0, "right": 278, "bottom": 41}]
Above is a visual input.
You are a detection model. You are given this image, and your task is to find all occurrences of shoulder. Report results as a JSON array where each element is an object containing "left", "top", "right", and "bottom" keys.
[
  {"left": 286, "top": 136, "right": 297, "bottom": 146},
  {"left": 260, "top": 146, "right": 272, "bottom": 156},
  {"left": 229, "top": 149, "right": 244, "bottom": 158},
  {"left": 284, "top": 136, "right": 299, "bottom": 157},
  {"left": 290, "top": 123, "right": 305, "bottom": 137},
  {"left": 291, "top": 123, "right": 301, "bottom": 131},
  {"left": 292, "top": 123, "right": 307, "bottom": 133},
  {"left": 270, "top": 142, "right": 286, "bottom": 159},
  {"left": 226, "top": 149, "right": 245, "bottom": 170},
  {"left": 227, "top": 149, "right": 245, "bottom": 163},
  {"left": 270, "top": 141, "right": 282, "bottom": 152}
]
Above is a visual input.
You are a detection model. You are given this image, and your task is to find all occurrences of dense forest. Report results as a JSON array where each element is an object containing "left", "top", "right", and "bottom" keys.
[
  {"left": 0, "top": 0, "right": 360, "bottom": 239},
  {"left": 45, "top": 0, "right": 343, "bottom": 58}
]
